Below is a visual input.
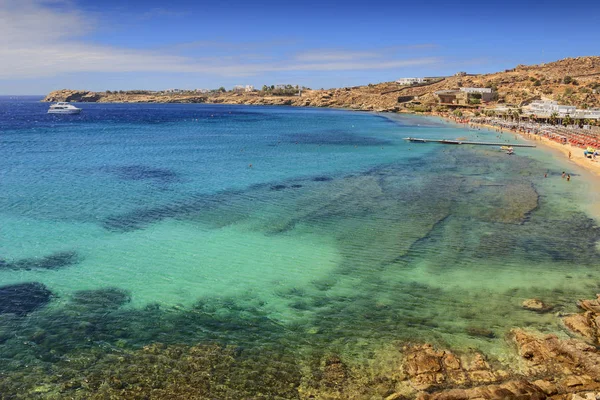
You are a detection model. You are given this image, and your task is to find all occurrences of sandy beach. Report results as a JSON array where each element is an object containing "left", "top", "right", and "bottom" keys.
[{"left": 441, "top": 116, "right": 600, "bottom": 177}]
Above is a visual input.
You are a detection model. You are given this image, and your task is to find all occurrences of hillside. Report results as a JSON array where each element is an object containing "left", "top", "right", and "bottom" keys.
[{"left": 43, "top": 56, "right": 600, "bottom": 112}]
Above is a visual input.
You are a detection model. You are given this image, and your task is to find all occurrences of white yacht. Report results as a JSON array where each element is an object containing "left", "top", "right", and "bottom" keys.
[{"left": 47, "top": 102, "right": 82, "bottom": 114}]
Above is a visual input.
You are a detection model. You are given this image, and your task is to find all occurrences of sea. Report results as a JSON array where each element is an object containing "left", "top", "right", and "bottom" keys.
[{"left": 1, "top": 96, "right": 600, "bottom": 396}]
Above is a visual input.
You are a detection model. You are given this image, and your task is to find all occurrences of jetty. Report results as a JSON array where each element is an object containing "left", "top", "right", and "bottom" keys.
[{"left": 404, "top": 137, "right": 536, "bottom": 148}]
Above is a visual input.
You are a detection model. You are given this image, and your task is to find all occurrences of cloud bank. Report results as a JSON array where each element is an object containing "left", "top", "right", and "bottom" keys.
[{"left": 0, "top": 0, "right": 440, "bottom": 80}]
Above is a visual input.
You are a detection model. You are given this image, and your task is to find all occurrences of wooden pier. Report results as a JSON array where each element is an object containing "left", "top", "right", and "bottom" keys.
[{"left": 404, "top": 137, "right": 536, "bottom": 148}]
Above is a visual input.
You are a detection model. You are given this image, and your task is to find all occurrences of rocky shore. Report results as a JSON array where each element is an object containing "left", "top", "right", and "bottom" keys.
[
  {"left": 303, "top": 295, "right": 600, "bottom": 399},
  {"left": 1, "top": 295, "right": 600, "bottom": 399}
]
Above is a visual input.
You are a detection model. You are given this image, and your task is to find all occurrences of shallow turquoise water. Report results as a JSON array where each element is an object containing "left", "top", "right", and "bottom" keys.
[{"left": 1, "top": 99, "right": 599, "bottom": 375}]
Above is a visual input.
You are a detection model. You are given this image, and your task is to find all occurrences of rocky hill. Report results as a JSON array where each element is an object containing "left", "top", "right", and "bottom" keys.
[{"left": 43, "top": 56, "right": 600, "bottom": 112}]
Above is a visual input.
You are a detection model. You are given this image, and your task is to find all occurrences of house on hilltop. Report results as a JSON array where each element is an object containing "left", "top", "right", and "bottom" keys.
[{"left": 396, "top": 77, "right": 426, "bottom": 85}]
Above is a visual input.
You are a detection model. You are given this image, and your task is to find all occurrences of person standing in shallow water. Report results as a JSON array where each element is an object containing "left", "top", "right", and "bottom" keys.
[
  {"left": 562, "top": 171, "right": 566, "bottom": 179},
  {"left": 567, "top": 174, "right": 571, "bottom": 181}
]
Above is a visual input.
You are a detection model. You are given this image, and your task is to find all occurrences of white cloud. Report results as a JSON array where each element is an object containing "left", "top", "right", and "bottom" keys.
[
  {"left": 0, "top": 0, "right": 442, "bottom": 80},
  {"left": 139, "top": 7, "right": 188, "bottom": 20},
  {"left": 294, "top": 50, "right": 382, "bottom": 62}
]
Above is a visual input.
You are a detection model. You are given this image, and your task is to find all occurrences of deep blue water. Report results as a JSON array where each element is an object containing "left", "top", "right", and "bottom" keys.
[{"left": 1, "top": 96, "right": 600, "bottom": 396}]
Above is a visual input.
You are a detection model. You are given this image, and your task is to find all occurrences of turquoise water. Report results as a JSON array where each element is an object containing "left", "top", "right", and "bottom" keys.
[{"left": 1, "top": 98, "right": 600, "bottom": 393}]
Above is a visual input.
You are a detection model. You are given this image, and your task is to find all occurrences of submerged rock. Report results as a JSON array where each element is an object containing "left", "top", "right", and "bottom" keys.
[
  {"left": 466, "top": 326, "right": 497, "bottom": 338},
  {"left": 403, "top": 344, "right": 499, "bottom": 391},
  {"left": 0, "top": 282, "right": 53, "bottom": 315},
  {"left": 0, "top": 251, "right": 79, "bottom": 271},
  {"left": 322, "top": 355, "right": 348, "bottom": 388},
  {"left": 70, "top": 287, "right": 131, "bottom": 311},
  {"left": 106, "top": 165, "right": 179, "bottom": 184},
  {"left": 312, "top": 176, "right": 333, "bottom": 182},
  {"left": 522, "top": 298, "right": 553, "bottom": 313}
]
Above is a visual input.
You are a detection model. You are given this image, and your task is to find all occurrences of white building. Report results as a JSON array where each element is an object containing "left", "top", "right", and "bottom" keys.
[
  {"left": 459, "top": 87, "right": 495, "bottom": 102},
  {"left": 575, "top": 109, "right": 600, "bottom": 120},
  {"left": 245, "top": 85, "right": 254, "bottom": 92},
  {"left": 196, "top": 89, "right": 210, "bottom": 94},
  {"left": 522, "top": 100, "right": 600, "bottom": 120},
  {"left": 459, "top": 87, "right": 492, "bottom": 94},
  {"left": 396, "top": 77, "right": 425, "bottom": 85},
  {"left": 525, "top": 100, "right": 576, "bottom": 117}
]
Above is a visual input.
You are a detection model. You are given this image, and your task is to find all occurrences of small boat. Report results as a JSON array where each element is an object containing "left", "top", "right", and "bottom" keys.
[{"left": 47, "top": 102, "right": 82, "bottom": 114}]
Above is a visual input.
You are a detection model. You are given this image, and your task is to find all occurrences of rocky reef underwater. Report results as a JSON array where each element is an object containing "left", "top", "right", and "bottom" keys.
[{"left": 2, "top": 140, "right": 600, "bottom": 398}]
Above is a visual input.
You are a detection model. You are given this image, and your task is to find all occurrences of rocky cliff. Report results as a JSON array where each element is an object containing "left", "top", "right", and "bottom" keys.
[{"left": 43, "top": 56, "right": 600, "bottom": 113}]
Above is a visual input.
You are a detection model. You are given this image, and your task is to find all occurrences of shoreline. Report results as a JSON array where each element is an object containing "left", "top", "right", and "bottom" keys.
[{"left": 431, "top": 113, "right": 600, "bottom": 176}]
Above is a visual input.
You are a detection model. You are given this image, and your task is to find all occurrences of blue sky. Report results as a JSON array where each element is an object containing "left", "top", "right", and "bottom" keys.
[{"left": 1, "top": 0, "right": 599, "bottom": 94}]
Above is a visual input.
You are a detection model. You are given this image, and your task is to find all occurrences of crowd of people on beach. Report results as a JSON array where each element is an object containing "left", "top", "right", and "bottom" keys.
[
  {"left": 432, "top": 113, "right": 592, "bottom": 180},
  {"left": 468, "top": 116, "right": 600, "bottom": 154}
]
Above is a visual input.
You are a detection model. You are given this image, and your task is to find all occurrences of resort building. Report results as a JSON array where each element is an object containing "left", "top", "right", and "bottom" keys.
[
  {"left": 459, "top": 87, "right": 492, "bottom": 94},
  {"left": 435, "top": 90, "right": 462, "bottom": 104},
  {"left": 496, "top": 101, "right": 600, "bottom": 121},
  {"left": 459, "top": 87, "right": 495, "bottom": 102},
  {"left": 525, "top": 100, "right": 576, "bottom": 116},
  {"left": 574, "top": 108, "right": 600, "bottom": 120},
  {"left": 435, "top": 87, "right": 496, "bottom": 105},
  {"left": 396, "top": 77, "right": 425, "bottom": 85}
]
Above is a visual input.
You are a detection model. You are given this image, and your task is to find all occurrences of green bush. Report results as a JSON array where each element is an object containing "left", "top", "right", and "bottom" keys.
[{"left": 563, "top": 76, "right": 573, "bottom": 84}]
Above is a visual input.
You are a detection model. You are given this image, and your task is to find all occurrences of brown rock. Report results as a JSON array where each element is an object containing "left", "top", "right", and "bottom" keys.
[
  {"left": 442, "top": 353, "right": 461, "bottom": 370},
  {"left": 512, "top": 329, "right": 600, "bottom": 378},
  {"left": 417, "top": 380, "right": 547, "bottom": 400},
  {"left": 405, "top": 346, "right": 443, "bottom": 376},
  {"left": 563, "top": 313, "right": 597, "bottom": 341},
  {"left": 446, "top": 370, "right": 468, "bottom": 386},
  {"left": 467, "top": 370, "right": 497, "bottom": 383},
  {"left": 411, "top": 372, "right": 445, "bottom": 390},
  {"left": 578, "top": 295, "right": 600, "bottom": 313},
  {"left": 562, "top": 375, "right": 587, "bottom": 388},
  {"left": 321, "top": 355, "right": 347, "bottom": 388},
  {"left": 467, "top": 354, "right": 490, "bottom": 371},
  {"left": 522, "top": 298, "right": 553, "bottom": 312},
  {"left": 533, "top": 379, "right": 558, "bottom": 395}
]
